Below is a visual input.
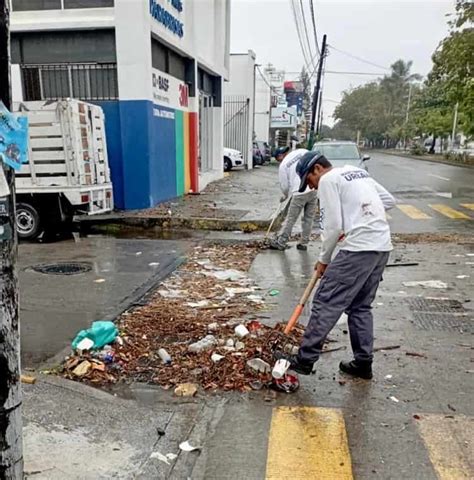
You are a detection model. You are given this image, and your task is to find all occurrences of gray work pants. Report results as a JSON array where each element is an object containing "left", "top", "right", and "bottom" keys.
[
  {"left": 276, "top": 191, "right": 317, "bottom": 246},
  {"left": 298, "top": 250, "right": 390, "bottom": 364}
]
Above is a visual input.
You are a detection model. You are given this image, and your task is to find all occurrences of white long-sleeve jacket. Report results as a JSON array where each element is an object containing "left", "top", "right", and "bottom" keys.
[
  {"left": 278, "top": 149, "right": 310, "bottom": 197},
  {"left": 318, "top": 165, "right": 395, "bottom": 264}
]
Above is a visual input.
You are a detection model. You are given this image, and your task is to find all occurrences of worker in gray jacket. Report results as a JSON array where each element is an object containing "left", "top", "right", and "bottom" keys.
[
  {"left": 279, "top": 150, "right": 395, "bottom": 380},
  {"left": 269, "top": 147, "right": 318, "bottom": 251}
]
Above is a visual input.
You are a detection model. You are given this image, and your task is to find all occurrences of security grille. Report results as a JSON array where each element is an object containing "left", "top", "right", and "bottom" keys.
[
  {"left": 224, "top": 95, "right": 250, "bottom": 164},
  {"left": 21, "top": 63, "right": 119, "bottom": 101}
]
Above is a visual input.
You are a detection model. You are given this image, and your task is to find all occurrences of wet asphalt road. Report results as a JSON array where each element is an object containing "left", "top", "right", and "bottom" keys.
[
  {"left": 368, "top": 152, "right": 474, "bottom": 234},
  {"left": 19, "top": 236, "right": 191, "bottom": 368}
]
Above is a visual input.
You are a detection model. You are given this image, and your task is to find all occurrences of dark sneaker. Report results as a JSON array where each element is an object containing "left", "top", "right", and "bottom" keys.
[
  {"left": 268, "top": 239, "right": 288, "bottom": 251},
  {"left": 274, "top": 351, "right": 314, "bottom": 375},
  {"left": 296, "top": 244, "right": 308, "bottom": 251},
  {"left": 339, "top": 360, "right": 373, "bottom": 380}
]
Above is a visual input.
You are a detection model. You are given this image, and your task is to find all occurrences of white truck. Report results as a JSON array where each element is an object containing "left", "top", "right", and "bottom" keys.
[{"left": 13, "top": 99, "right": 113, "bottom": 239}]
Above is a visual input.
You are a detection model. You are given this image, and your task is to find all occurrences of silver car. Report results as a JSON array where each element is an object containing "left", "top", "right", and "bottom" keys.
[{"left": 312, "top": 141, "right": 370, "bottom": 170}]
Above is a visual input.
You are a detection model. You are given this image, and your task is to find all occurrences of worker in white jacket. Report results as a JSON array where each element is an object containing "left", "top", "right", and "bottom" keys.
[
  {"left": 269, "top": 147, "right": 318, "bottom": 251},
  {"left": 278, "top": 150, "right": 395, "bottom": 380}
]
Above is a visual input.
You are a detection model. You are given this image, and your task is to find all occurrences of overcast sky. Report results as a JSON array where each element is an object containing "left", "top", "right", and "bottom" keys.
[{"left": 230, "top": 0, "right": 455, "bottom": 126}]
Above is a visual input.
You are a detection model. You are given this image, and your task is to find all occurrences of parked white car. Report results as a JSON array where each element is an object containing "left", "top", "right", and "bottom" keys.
[{"left": 223, "top": 147, "right": 244, "bottom": 172}]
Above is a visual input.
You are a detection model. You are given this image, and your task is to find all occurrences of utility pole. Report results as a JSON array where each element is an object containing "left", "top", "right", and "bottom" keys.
[
  {"left": 0, "top": 0, "right": 23, "bottom": 477},
  {"left": 309, "top": 33, "right": 327, "bottom": 149}
]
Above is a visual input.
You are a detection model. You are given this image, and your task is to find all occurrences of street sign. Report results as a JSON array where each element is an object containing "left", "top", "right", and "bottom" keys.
[{"left": 270, "top": 106, "right": 298, "bottom": 129}]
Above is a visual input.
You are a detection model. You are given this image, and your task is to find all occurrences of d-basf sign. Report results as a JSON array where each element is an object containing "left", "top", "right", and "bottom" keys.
[
  {"left": 270, "top": 106, "right": 297, "bottom": 129},
  {"left": 152, "top": 69, "right": 189, "bottom": 113}
]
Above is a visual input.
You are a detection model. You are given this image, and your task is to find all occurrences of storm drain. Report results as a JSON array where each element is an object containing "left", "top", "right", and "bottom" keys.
[
  {"left": 407, "top": 298, "right": 473, "bottom": 333},
  {"left": 31, "top": 262, "right": 92, "bottom": 276}
]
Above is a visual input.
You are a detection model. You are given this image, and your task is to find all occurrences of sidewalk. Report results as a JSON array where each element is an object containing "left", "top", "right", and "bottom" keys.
[
  {"left": 375, "top": 149, "right": 474, "bottom": 168},
  {"left": 79, "top": 166, "right": 284, "bottom": 234}
]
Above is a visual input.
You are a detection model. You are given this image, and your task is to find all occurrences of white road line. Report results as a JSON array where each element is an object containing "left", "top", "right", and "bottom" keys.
[{"left": 428, "top": 173, "right": 450, "bottom": 181}]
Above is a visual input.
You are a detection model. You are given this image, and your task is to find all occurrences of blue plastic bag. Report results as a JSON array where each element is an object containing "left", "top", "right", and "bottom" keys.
[
  {"left": 0, "top": 102, "right": 29, "bottom": 171},
  {"left": 72, "top": 321, "right": 119, "bottom": 351}
]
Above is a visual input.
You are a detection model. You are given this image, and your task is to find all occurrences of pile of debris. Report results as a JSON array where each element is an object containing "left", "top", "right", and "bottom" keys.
[{"left": 61, "top": 243, "right": 304, "bottom": 392}]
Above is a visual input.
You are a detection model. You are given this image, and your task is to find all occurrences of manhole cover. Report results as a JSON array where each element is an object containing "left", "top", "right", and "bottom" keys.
[
  {"left": 407, "top": 298, "right": 472, "bottom": 332},
  {"left": 411, "top": 312, "right": 473, "bottom": 333},
  {"left": 31, "top": 262, "right": 92, "bottom": 275},
  {"left": 407, "top": 298, "right": 465, "bottom": 312}
]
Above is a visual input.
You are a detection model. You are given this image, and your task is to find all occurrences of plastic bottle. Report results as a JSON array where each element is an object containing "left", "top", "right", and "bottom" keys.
[{"left": 158, "top": 348, "right": 172, "bottom": 365}]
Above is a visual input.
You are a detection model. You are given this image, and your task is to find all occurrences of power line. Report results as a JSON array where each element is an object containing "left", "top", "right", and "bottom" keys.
[
  {"left": 325, "top": 70, "right": 383, "bottom": 76},
  {"left": 309, "top": 0, "right": 320, "bottom": 56},
  {"left": 255, "top": 65, "right": 279, "bottom": 94},
  {"left": 290, "top": 0, "right": 314, "bottom": 72},
  {"left": 299, "top": 0, "right": 317, "bottom": 71},
  {"left": 328, "top": 44, "right": 390, "bottom": 72}
]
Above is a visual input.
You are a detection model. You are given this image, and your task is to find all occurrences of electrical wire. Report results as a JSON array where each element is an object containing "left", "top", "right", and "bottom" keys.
[
  {"left": 328, "top": 44, "right": 390, "bottom": 71},
  {"left": 309, "top": 0, "right": 320, "bottom": 56},
  {"left": 256, "top": 65, "right": 279, "bottom": 94},
  {"left": 299, "top": 0, "right": 318, "bottom": 71},
  {"left": 325, "top": 70, "right": 383, "bottom": 76},
  {"left": 290, "top": 0, "right": 314, "bottom": 73}
]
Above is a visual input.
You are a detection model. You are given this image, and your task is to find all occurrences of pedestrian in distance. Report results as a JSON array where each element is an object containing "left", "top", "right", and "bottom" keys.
[
  {"left": 269, "top": 146, "right": 318, "bottom": 251},
  {"left": 278, "top": 151, "right": 396, "bottom": 380}
]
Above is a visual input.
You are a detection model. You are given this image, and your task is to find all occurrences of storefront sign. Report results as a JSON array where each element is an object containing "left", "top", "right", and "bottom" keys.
[
  {"left": 270, "top": 106, "right": 298, "bottom": 129},
  {"left": 152, "top": 69, "right": 189, "bottom": 111},
  {"left": 150, "top": 0, "right": 184, "bottom": 38}
]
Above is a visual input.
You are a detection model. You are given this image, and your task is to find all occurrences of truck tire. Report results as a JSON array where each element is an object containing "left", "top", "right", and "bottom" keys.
[
  {"left": 224, "top": 157, "right": 232, "bottom": 172},
  {"left": 16, "top": 202, "right": 41, "bottom": 240}
]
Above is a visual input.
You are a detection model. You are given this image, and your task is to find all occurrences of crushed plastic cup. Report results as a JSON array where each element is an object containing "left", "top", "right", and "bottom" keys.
[
  {"left": 272, "top": 359, "right": 291, "bottom": 379},
  {"left": 158, "top": 348, "right": 172, "bottom": 365},
  {"left": 234, "top": 325, "right": 249, "bottom": 338}
]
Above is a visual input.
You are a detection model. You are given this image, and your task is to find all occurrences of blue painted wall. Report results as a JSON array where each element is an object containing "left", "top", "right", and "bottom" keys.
[{"left": 95, "top": 100, "right": 180, "bottom": 210}]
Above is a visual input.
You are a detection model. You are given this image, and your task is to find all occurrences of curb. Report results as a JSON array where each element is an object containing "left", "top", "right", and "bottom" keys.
[
  {"left": 79, "top": 212, "right": 285, "bottom": 233},
  {"left": 373, "top": 150, "right": 474, "bottom": 169}
]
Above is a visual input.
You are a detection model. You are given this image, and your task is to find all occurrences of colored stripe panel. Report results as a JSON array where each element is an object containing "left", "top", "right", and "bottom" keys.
[
  {"left": 188, "top": 112, "right": 199, "bottom": 193},
  {"left": 397, "top": 204, "right": 432, "bottom": 220},
  {"left": 460, "top": 203, "right": 474, "bottom": 211},
  {"left": 175, "top": 110, "right": 184, "bottom": 196},
  {"left": 429, "top": 204, "right": 471, "bottom": 219},
  {"left": 416, "top": 414, "right": 473, "bottom": 479},
  {"left": 184, "top": 112, "right": 191, "bottom": 194},
  {"left": 266, "top": 407, "right": 353, "bottom": 480}
]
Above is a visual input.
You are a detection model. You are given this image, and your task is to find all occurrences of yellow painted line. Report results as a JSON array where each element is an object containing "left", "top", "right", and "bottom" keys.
[
  {"left": 416, "top": 414, "right": 473, "bottom": 479},
  {"left": 397, "top": 204, "right": 432, "bottom": 220},
  {"left": 266, "top": 407, "right": 353, "bottom": 479},
  {"left": 460, "top": 203, "right": 474, "bottom": 211},
  {"left": 429, "top": 204, "right": 471, "bottom": 219}
]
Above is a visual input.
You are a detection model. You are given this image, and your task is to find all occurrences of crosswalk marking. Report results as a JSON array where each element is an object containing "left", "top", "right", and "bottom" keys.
[
  {"left": 460, "top": 203, "right": 474, "bottom": 211},
  {"left": 266, "top": 407, "right": 353, "bottom": 479},
  {"left": 429, "top": 204, "right": 471, "bottom": 219},
  {"left": 416, "top": 414, "right": 473, "bottom": 479},
  {"left": 397, "top": 204, "right": 432, "bottom": 219}
]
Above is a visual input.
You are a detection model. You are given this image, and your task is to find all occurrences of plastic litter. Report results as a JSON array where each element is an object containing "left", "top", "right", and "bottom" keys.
[
  {"left": 94, "top": 278, "right": 106, "bottom": 284},
  {"left": 456, "top": 275, "right": 470, "bottom": 279},
  {"left": 72, "top": 360, "right": 92, "bottom": 377},
  {"left": 385, "top": 374, "right": 393, "bottom": 380},
  {"left": 188, "top": 335, "right": 217, "bottom": 353},
  {"left": 402, "top": 280, "right": 448, "bottom": 289},
  {"left": 272, "top": 373, "right": 300, "bottom": 393},
  {"left": 158, "top": 289, "right": 185, "bottom": 298},
  {"left": 389, "top": 396, "right": 400, "bottom": 403},
  {"left": 269, "top": 289, "right": 280, "bottom": 296},
  {"left": 76, "top": 338, "right": 94, "bottom": 352},
  {"left": 187, "top": 300, "right": 210, "bottom": 308},
  {"left": 158, "top": 348, "right": 172, "bottom": 365},
  {"left": 150, "top": 451, "right": 177, "bottom": 464},
  {"left": 234, "top": 325, "right": 250, "bottom": 338},
  {"left": 149, "top": 262, "right": 160, "bottom": 267},
  {"left": 72, "top": 321, "right": 119, "bottom": 351},
  {"left": 246, "top": 358, "right": 271, "bottom": 374},
  {"left": 235, "top": 341, "right": 245, "bottom": 351},
  {"left": 225, "top": 338, "right": 235, "bottom": 348},
  {"left": 211, "top": 353, "right": 224, "bottom": 363},
  {"left": 179, "top": 441, "right": 201, "bottom": 452},
  {"left": 225, "top": 287, "right": 254, "bottom": 296},
  {"left": 205, "top": 269, "right": 247, "bottom": 281},
  {"left": 272, "top": 359, "right": 290, "bottom": 379},
  {"left": 247, "top": 294, "right": 264, "bottom": 304}
]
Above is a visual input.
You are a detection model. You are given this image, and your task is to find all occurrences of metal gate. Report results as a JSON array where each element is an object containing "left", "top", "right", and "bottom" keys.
[
  {"left": 199, "top": 93, "right": 214, "bottom": 172},
  {"left": 224, "top": 95, "right": 250, "bottom": 164}
]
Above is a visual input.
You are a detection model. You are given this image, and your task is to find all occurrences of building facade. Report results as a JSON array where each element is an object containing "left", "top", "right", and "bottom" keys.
[{"left": 11, "top": 0, "right": 231, "bottom": 209}]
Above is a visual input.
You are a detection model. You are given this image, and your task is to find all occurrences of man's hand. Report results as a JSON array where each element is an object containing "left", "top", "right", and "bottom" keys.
[{"left": 315, "top": 262, "right": 328, "bottom": 278}]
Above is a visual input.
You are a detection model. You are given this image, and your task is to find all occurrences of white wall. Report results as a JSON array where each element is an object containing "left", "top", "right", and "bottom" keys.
[
  {"left": 254, "top": 75, "right": 271, "bottom": 143},
  {"left": 224, "top": 52, "right": 256, "bottom": 168}
]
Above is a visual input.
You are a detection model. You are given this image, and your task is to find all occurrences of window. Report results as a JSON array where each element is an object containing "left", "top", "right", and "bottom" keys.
[
  {"left": 151, "top": 37, "right": 187, "bottom": 82},
  {"left": 21, "top": 64, "right": 119, "bottom": 101},
  {"left": 12, "top": 0, "right": 113, "bottom": 10},
  {"left": 12, "top": 0, "right": 61, "bottom": 11}
]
